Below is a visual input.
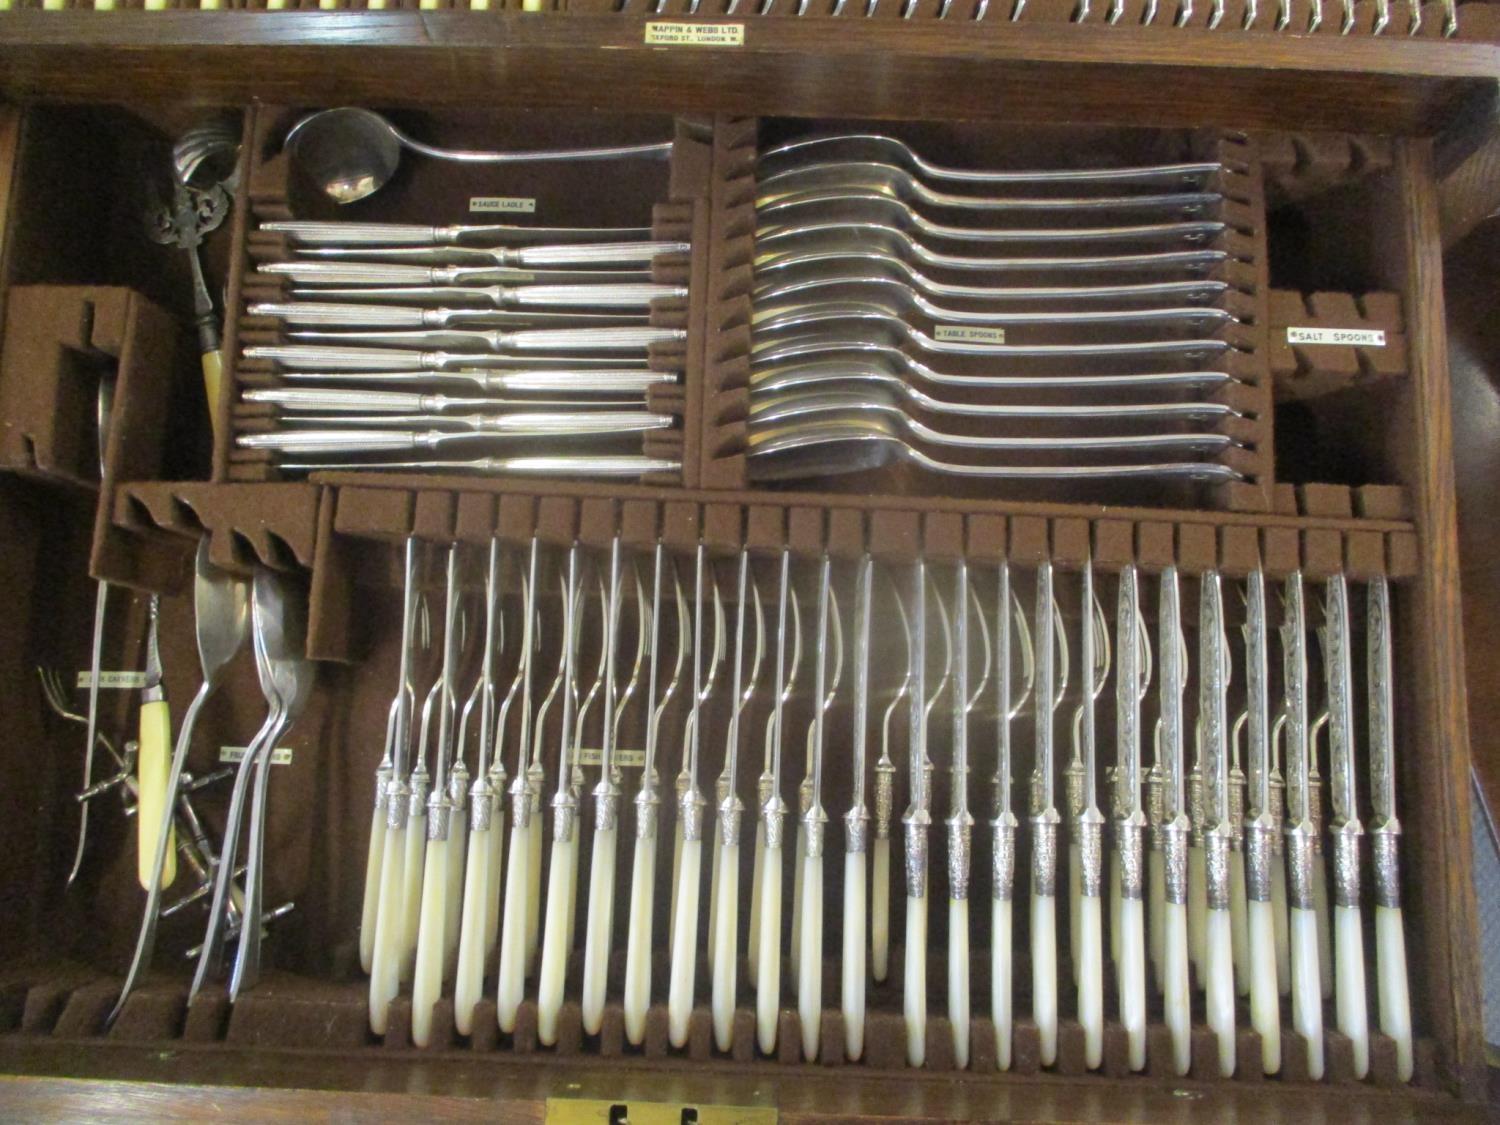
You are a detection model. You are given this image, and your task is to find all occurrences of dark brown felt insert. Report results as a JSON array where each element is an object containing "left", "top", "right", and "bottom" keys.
[{"left": 0, "top": 109, "right": 1469, "bottom": 1098}]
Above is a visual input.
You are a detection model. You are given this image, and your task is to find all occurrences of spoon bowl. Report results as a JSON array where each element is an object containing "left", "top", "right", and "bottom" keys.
[
  {"left": 755, "top": 219, "right": 1228, "bottom": 281},
  {"left": 754, "top": 248, "right": 1229, "bottom": 306},
  {"left": 746, "top": 414, "right": 1244, "bottom": 484},
  {"left": 757, "top": 133, "right": 1222, "bottom": 187}
]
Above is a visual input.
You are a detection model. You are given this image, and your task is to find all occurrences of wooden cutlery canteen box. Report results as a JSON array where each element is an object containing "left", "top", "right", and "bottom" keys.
[{"left": 0, "top": 10, "right": 1492, "bottom": 1120}]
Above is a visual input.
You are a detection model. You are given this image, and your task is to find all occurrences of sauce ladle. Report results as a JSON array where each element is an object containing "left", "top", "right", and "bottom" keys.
[{"left": 287, "top": 107, "right": 674, "bottom": 206}]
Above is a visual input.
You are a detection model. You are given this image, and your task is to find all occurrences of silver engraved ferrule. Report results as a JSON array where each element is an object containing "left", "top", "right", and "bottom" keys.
[
  {"left": 469, "top": 778, "right": 495, "bottom": 832},
  {"left": 1204, "top": 831, "right": 1231, "bottom": 909},
  {"left": 720, "top": 796, "right": 745, "bottom": 847},
  {"left": 1244, "top": 821, "right": 1273, "bottom": 902},
  {"left": 679, "top": 786, "right": 706, "bottom": 843},
  {"left": 407, "top": 775, "right": 431, "bottom": 821},
  {"left": 373, "top": 765, "right": 392, "bottom": 814},
  {"left": 763, "top": 794, "right": 788, "bottom": 849},
  {"left": 844, "top": 805, "right": 870, "bottom": 854},
  {"left": 1030, "top": 812, "right": 1059, "bottom": 896},
  {"left": 804, "top": 804, "right": 828, "bottom": 859},
  {"left": 1285, "top": 826, "right": 1316, "bottom": 910},
  {"left": 904, "top": 819, "right": 929, "bottom": 898},
  {"left": 947, "top": 814, "right": 973, "bottom": 899},
  {"left": 384, "top": 778, "right": 410, "bottom": 832},
  {"left": 508, "top": 776, "right": 533, "bottom": 829},
  {"left": 552, "top": 793, "right": 578, "bottom": 843},
  {"left": 1078, "top": 813, "right": 1105, "bottom": 897},
  {"left": 594, "top": 788, "right": 620, "bottom": 833},
  {"left": 1116, "top": 820, "right": 1145, "bottom": 899},
  {"left": 633, "top": 784, "right": 660, "bottom": 840},
  {"left": 1330, "top": 820, "right": 1363, "bottom": 908},
  {"left": 992, "top": 814, "right": 1018, "bottom": 901},
  {"left": 1371, "top": 821, "right": 1402, "bottom": 908},
  {"left": 427, "top": 793, "right": 453, "bottom": 841},
  {"left": 1162, "top": 820, "right": 1189, "bottom": 905},
  {"left": 873, "top": 763, "right": 895, "bottom": 837}
]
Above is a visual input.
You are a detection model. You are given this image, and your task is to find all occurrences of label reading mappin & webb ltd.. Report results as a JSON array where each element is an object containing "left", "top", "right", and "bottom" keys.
[
  {"left": 934, "top": 324, "right": 1006, "bottom": 344},
  {"left": 644, "top": 21, "right": 745, "bottom": 46},
  {"left": 1286, "top": 326, "right": 1386, "bottom": 348},
  {"left": 469, "top": 197, "right": 537, "bottom": 214}
]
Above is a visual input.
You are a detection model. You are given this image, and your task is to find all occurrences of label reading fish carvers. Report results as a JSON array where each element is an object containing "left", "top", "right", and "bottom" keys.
[
  {"left": 934, "top": 324, "right": 1007, "bottom": 344},
  {"left": 644, "top": 21, "right": 745, "bottom": 46},
  {"left": 469, "top": 197, "right": 537, "bottom": 215},
  {"left": 76, "top": 670, "right": 148, "bottom": 690},
  {"left": 219, "top": 745, "right": 295, "bottom": 766},
  {"left": 1286, "top": 326, "right": 1386, "bottom": 348},
  {"left": 573, "top": 748, "right": 646, "bottom": 768}
]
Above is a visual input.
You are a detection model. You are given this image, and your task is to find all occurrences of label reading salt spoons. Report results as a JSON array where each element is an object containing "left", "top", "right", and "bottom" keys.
[
  {"left": 934, "top": 325, "right": 1007, "bottom": 344},
  {"left": 469, "top": 197, "right": 537, "bottom": 215},
  {"left": 1286, "top": 326, "right": 1386, "bottom": 348},
  {"left": 644, "top": 21, "right": 745, "bottom": 46}
]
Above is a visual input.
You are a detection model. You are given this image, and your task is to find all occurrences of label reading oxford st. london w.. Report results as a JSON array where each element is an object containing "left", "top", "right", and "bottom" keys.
[
  {"left": 1285, "top": 326, "right": 1387, "bottom": 348},
  {"left": 933, "top": 324, "right": 1007, "bottom": 344},
  {"left": 643, "top": 21, "right": 745, "bottom": 46},
  {"left": 469, "top": 197, "right": 538, "bottom": 215}
]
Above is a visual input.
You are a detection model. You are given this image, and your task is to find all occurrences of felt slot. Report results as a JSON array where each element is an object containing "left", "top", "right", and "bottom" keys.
[{"left": 224, "top": 103, "right": 706, "bottom": 487}]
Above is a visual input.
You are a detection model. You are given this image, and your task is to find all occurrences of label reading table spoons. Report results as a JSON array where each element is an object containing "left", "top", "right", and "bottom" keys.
[{"left": 934, "top": 324, "right": 1007, "bottom": 344}]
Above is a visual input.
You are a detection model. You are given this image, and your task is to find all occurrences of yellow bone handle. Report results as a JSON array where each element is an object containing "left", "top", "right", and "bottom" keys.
[{"left": 137, "top": 699, "right": 177, "bottom": 890}]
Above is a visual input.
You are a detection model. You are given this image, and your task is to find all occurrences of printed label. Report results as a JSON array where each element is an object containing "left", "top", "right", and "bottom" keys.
[
  {"left": 219, "top": 745, "right": 295, "bottom": 766},
  {"left": 644, "top": 21, "right": 745, "bottom": 46},
  {"left": 572, "top": 747, "right": 646, "bottom": 768},
  {"left": 469, "top": 196, "right": 537, "bottom": 215},
  {"left": 1286, "top": 326, "right": 1386, "bottom": 348},
  {"left": 76, "top": 670, "right": 147, "bottom": 690},
  {"left": 934, "top": 324, "right": 1007, "bottom": 344}
]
